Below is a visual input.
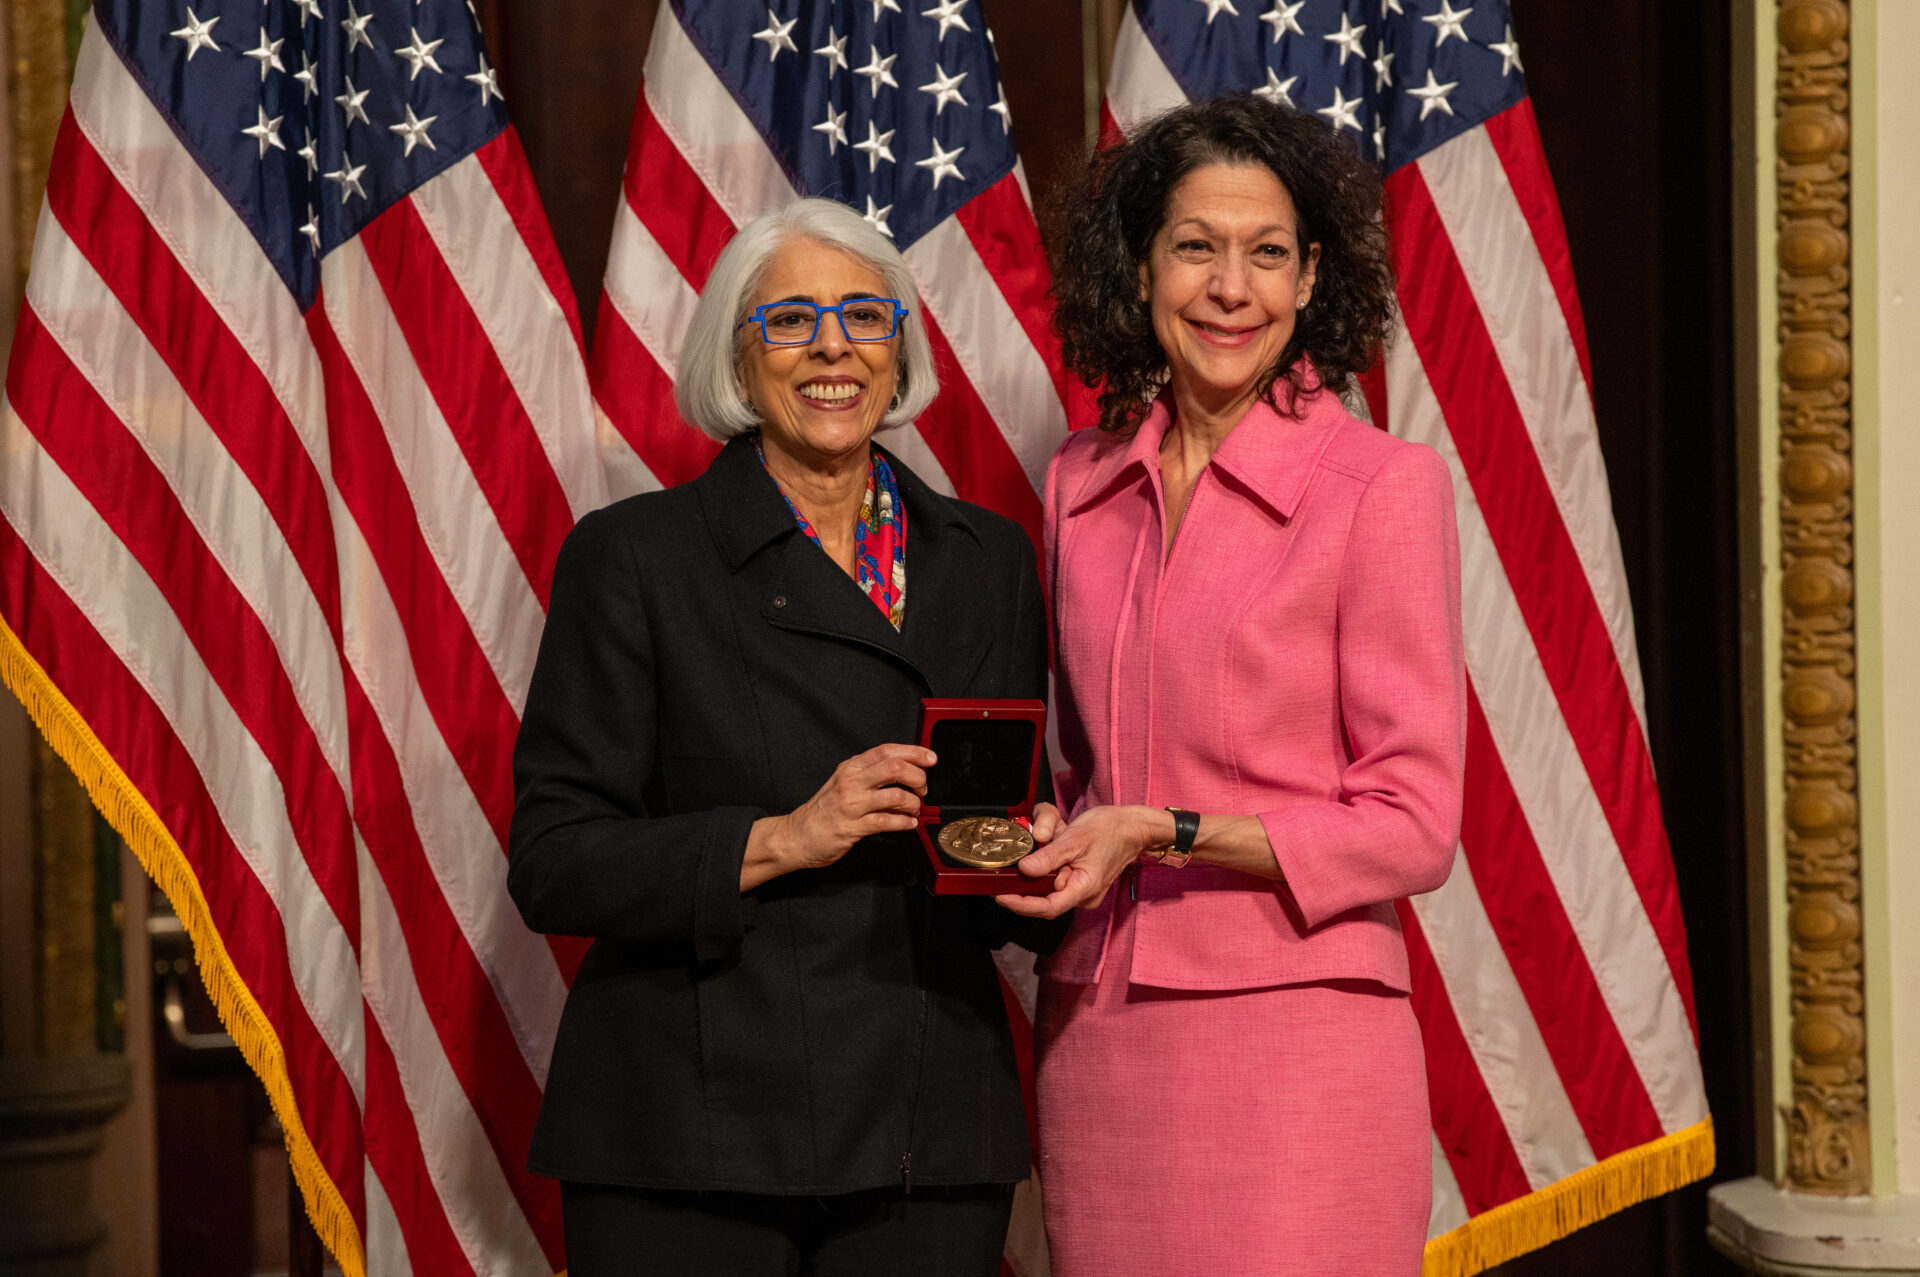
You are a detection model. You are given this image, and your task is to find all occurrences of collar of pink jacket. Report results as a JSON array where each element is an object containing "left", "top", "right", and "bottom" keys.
[{"left": 1065, "top": 374, "right": 1352, "bottom": 521}]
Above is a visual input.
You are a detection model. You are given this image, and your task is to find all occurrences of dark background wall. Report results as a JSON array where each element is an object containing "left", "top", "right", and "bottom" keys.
[{"left": 486, "top": 3, "right": 1752, "bottom": 1272}]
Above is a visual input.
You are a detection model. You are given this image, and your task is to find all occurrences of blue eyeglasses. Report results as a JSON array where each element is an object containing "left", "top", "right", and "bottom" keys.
[{"left": 739, "top": 298, "right": 908, "bottom": 345}]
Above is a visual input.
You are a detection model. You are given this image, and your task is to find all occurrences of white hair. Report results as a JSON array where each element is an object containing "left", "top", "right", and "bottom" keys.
[{"left": 674, "top": 198, "right": 939, "bottom": 441}]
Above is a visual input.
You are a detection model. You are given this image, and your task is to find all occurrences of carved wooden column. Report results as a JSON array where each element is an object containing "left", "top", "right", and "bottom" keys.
[
  {"left": 1774, "top": 0, "right": 1869, "bottom": 1198},
  {"left": 5, "top": 0, "right": 60, "bottom": 285}
]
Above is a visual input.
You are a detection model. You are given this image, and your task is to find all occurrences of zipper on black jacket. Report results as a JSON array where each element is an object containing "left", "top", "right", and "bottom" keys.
[{"left": 900, "top": 899, "right": 936, "bottom": 1195}]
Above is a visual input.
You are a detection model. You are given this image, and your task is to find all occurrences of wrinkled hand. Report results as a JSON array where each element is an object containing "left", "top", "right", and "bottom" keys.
[
  {"left": 744, "top": 744, "right": 933, "bottom": 890},
  {"left": 994, "top": 804, "right": 1165, "bottom": 919},
  {"left": 785, "top": 743, "right": 934, "bottom": 869}
]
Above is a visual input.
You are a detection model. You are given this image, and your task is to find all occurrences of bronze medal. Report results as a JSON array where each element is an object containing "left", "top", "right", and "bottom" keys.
[{"left": 936, "top": 815, "right": 1034, "bottom": 869}]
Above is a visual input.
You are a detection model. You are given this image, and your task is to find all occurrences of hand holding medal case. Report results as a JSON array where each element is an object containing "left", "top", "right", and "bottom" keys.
[{"left": 916, "top": 698, "right": 1051, "bottom": 895}]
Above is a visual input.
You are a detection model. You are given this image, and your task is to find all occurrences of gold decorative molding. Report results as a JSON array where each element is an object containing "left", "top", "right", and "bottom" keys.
[
  {"left": 5, "top": 0, "right": 67, "bottom": 295},
  {"left": 7, "top": 0, "right": 97, "bottom": 1056},
  {"left": 1774, "top": 0, "right": 1868, "bottom": 1197}
]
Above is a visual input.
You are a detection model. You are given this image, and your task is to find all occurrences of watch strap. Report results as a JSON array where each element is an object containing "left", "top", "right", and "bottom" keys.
[{"left": 1160, "top": 807, "right": 1199, "bottom": 869}]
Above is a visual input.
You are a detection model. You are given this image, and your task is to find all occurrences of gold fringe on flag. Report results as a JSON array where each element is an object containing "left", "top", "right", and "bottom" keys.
[
  {"left": 1423, "top": 1117, "right": 1717, "bottom": 1277},
  {"left": 0, "top": 613, "right": 368, "bottom": 1277}
]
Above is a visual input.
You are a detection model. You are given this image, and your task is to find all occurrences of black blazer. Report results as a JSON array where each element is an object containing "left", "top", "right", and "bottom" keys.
[{"left": 508, "top": 434, "right": 1063, "bottom": 1195}]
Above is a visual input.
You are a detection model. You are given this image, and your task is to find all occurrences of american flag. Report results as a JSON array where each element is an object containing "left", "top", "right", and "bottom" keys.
[
  {"left": 590, "top": 0, "right": 1078, "bottom": 540},
  {"left": 1105, "top": 0, "right": 1713, "bottom": 1271},
  {"left": 1, "top": 0, "right": 597, "bottom": 1273},
  {"left": 591, "top": 2, "right": 1074, "bottom": 1269}
]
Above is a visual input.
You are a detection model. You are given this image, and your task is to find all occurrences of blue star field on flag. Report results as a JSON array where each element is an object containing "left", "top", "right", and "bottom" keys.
[
  {"left": 98, "top": 0, "right": 510, "bottom": 307},
  {"left": 1135, "top": 0, "right": 1528, "bottom": 173},
  {"left": 674, "top": 0, "right": 1020, "bottom": 251}
]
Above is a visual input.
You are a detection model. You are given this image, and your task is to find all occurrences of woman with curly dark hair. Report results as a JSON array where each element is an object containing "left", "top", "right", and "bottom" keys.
[{"left": 995, "top": 96, "right": 1467, "bottom": 1273}]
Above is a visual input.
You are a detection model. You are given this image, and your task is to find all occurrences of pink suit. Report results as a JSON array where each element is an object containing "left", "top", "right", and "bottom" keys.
[{"left": 1036, "top": 388, "right": 1466, "bottom": 1275}]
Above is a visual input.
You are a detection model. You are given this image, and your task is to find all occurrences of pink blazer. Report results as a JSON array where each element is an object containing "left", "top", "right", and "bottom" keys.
[{"left": 1043, "top": 388, "right": 1466, "bottom": 992}]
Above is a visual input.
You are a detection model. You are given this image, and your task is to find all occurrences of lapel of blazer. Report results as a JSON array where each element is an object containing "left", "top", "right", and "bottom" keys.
[
  {"left": 696, "top": 436, "right": 992, "bottom": 692},
  {"left": 886, "top": 444, "right": 994, "bottom": 696}
]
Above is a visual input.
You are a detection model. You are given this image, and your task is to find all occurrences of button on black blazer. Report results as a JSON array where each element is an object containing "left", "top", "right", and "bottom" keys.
[{"left": 508, "top": 434, "right": 1063, "bottom": 1195}]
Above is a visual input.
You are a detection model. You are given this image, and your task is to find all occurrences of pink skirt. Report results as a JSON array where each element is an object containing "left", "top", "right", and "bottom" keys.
[{"left": 1034, "top": 893, "right": 1431, "bottom": 1276}]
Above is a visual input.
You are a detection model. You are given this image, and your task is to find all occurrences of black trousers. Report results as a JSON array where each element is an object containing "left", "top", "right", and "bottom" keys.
[{"left": 560, "top": 1181, "right": 1015, "bottom": 1277}]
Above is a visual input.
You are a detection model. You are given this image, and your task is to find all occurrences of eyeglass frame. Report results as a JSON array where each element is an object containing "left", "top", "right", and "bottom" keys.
[{"left": 736, "top": 297, "right": 910, "bottom": 346}]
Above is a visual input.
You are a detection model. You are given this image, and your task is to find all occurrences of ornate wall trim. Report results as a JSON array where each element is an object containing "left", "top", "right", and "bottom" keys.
[
  {"left": 5, "top": 0, "right": 65, "bottom": 294},
  {"left": 6, "top": 0, "right": 110, "bottom": 1058},
  {"left": 1774, "top": 0, "right": 1869, "bottom": 1197}
]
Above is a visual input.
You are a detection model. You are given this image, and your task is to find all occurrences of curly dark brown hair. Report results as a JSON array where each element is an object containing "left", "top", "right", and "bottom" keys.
[{"left": 1046, "top": 95, "right": 1395, "bottom": 434}]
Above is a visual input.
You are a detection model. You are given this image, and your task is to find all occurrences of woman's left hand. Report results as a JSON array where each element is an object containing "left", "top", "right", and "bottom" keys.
[{"left": 995, "top": 804, "right": 1165, "bottom": 919}]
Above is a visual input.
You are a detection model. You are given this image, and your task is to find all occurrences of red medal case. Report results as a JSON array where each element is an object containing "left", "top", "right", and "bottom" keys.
[{"left": 915, "top": 697, "right": 1051, "bottom": 895}]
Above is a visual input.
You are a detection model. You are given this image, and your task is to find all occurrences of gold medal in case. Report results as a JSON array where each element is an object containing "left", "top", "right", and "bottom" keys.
[
  {"left": 936, "top": 816, "right": 1035, "bottom": 869},
  {"left": 915, "top": 698, "right": 1050, "bottom": 895}
]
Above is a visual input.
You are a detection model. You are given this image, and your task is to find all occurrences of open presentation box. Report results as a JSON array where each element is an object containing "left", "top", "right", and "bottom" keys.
[{"left": 915, "top": 698, "right": 1051, "bottom": 896}]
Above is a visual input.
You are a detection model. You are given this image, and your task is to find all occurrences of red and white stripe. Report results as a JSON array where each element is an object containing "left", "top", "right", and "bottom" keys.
[
  {"left": 1104, "top": 13, "right": 1708, "bottom": 1254},
  {"left": 2, "top": 24, "right": 601, "bottom": 1275}
]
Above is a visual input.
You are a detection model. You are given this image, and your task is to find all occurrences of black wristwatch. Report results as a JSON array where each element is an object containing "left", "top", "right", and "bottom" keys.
[{"left": 1153, "top": 807, "right": 1199, "bottom": 869}]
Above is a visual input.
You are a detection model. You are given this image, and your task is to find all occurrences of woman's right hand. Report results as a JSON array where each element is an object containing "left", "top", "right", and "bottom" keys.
[{"left": 740, "top": 743, "right": 936, "bottom": 891}]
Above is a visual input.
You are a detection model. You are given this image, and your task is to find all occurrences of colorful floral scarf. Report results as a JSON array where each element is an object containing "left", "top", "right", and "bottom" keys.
[{"left": 756, "top": 440, "right": 908, "bottom": 630}]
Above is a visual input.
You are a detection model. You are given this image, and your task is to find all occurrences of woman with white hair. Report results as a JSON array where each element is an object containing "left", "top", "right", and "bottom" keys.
[{"left": 508, "top": 197, "right": 1064, "bottom": 1276}]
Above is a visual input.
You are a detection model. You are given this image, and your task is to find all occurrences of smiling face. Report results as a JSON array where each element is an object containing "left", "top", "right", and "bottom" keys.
[
  {"left": 1140, "top": 162, "right": 1320, "bottom": 417},
  {"left": 738, "top": 236, "right": 900, "bottom": 468}
]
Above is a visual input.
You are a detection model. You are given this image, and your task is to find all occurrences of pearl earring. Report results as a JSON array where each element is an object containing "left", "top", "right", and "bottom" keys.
[{"left": 1297, "top": 298, "right": 1307, "bottom": 309}]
